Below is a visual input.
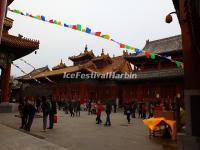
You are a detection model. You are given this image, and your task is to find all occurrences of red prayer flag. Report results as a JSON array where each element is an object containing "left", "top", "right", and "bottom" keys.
[
  {"left": 145, "top": 51, "right": 150, "bottom": 58},
  {"left": 49, "top": 19, "right": 54, "bottom": 23},
  {"left": 95, "top": 32, "right": 101, "bottom": 36},
  {"left": 72, "top": 25, "right": 77, "bottom": 30},
  {"left": 120, "top": 44, "right": 125, "bottom": 48}
]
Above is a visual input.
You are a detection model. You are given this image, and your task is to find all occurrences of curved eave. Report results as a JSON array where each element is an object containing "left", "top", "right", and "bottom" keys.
[
  {"left": 8, "top": 0, "right": 14, "bottom": 6},
  {"left": 1, "top": 33, "right": 39, "bottom": 60}
]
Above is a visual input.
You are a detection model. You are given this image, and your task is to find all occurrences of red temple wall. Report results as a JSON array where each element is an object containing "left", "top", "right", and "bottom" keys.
[{"left": 51, "top": 79, "right": 183, "bottom": 105}]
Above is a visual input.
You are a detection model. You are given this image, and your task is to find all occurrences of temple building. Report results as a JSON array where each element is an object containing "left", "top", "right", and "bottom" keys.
[
  {"left": 123, "top": 35, "right": 183, "bottom": 103},
  {"left": 19, "top": 35, "right": 183, "bottom": 105},
  {"left": 19, "top": 46, "right": 132, "bottom": 104},
  {"left": 0, "top": 0, "right": 39, "bottom": 105}
]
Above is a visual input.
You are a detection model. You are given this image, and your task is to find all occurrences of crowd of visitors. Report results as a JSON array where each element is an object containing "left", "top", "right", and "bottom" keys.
[
  {"left": 18, "top": 95, "right": 57, "bottom": 132},
  {"left": 18, "top": 95, "right": 179, "bottom": 132}
]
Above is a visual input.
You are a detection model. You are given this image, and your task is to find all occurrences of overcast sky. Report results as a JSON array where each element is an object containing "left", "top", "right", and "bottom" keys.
[{"left": 7, "top": 0, "right": 181, "bottom": 77}]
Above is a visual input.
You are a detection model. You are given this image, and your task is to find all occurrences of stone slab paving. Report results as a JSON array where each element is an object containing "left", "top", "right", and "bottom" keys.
[
  {"left": 0, "top": 111, "right": 175, "bottom": 150},
  {"left": 0, "top": 124, "right": 67, "bottom": 150}
]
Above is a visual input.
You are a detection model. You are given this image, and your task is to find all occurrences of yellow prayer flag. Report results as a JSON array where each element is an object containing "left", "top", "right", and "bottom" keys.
[
  {"left": 37, "top": 16, "right": 41, "bottom": 20},
  {"left": 104, "top": 35, "right": 110, "bottom": 40},
  {"left": 58, "top": 21, "right": 62, "bottom": 26},
  {"left": 130, "top": 47, "right": 135, "bottom": 50}
]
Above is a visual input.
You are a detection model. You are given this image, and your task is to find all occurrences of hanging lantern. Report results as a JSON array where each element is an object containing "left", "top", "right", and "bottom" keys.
[{"left": 166, "top": 14, "right": 173, "bottom": 23}]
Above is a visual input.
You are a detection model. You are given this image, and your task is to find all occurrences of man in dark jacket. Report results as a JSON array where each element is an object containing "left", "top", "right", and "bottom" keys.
[
  {"left": 104, "top": 101, "right": 112, "bottom": 126},
  {"left": 48, "top": 95, "right": 57, "bottom": 129},
  {"left": 24, "top": 98, "right": 37, "bottom": 131}
]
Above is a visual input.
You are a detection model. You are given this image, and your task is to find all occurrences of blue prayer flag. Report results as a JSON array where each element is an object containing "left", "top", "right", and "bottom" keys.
[
  {"left": 86, "top": 27, "right": 91, "bottom": 34},
  {"left": 64, "top": 23, "right": 69, "bottom": 27},
  {"left": 135, "top": 48, "right": 142, "bottom": 54},
  {"left": 41, "top": 16, "right": 46, "bottom": 21}
]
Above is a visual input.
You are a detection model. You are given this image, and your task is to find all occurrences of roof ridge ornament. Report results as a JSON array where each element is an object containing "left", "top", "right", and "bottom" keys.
[
  {"left": 84, "top": 44, "right": 88, "bottom": 52},
  {"left": 101, "top": 49, "right": 104, "bottom": 56}
]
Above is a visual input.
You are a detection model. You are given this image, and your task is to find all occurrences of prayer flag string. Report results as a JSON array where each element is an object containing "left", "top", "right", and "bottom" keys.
[{"left": 8, "top": 8, "right": 184, "bottom": 69}]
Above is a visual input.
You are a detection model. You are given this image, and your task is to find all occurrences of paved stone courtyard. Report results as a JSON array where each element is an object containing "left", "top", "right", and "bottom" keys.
[{"left": 0, "top": 110, "right": 176, "bottom": 150}]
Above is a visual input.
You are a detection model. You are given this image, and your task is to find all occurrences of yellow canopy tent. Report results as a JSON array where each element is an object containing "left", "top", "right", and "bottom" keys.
[{"left": 143, "top": 117, "right": 176, "bottom": 140}]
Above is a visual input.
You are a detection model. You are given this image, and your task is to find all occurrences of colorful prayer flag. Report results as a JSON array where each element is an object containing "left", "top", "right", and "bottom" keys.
[
  {"left": 86, "top": 27, "right": 91, "bottom": 34},
  {"left": 125, "top": 45, "right": 131, "bottom": 49},
  {"left": 64, "top": 23, "right": 69, "bottom": 27},
  {"left": 175, "top": 61, "right": 181, "bottom": 68},
  {"left": 49, "top": 19, "right": 54, "bottom": 23},
  {"left": 135, "top": 48, "right": 142, "bottom": 54},
  {"left": 58, "top": 21, "right": 62, "bottom": 26},
  {"left": 145, "top": 51, "right": 150, "bottom": 58},
  {"left": 41, "top": 16, "right": 45, "bottom": 21},
  {"left": 72, "top": 25, "right": 77, "bottom": 30},
  {"left": 95, "top": 32, "right": 101, "bottom": 36},
  {"left": 103, "top": 35, "right": 110, "bottom": 40},
  {"left": 77, "top": 24, "right": 82, "bottom": 31},
  {"left": 120, "top": 44, "right": 125, "bottom": 48},
  {"left": 150, "top": 52, "right": 156, "bottom": 59},
  {"left": 53, "top": 20, "right": 58, "bottom": 24},
  {"left": 37, "top": 16, "right": 41, "bottom": 20}
]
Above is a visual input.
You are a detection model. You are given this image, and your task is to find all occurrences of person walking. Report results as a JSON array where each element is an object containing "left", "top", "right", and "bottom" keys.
[
  {"left": 75, "top": 101, "right": 81, "bottom": 117},
  {"left": 69, "top": 101, "right": 74, "bottom": 117},
  {"left": 104, "top": 101, "right": 112, "bottom": 126},
  {"left": 36, "top": 96, "right": 41, "bottom": 113},
  {"left": 138, "top": 103, "right": 142, "bottom": 118},
  {"left": 41, "top": 96, "right": 50, "bottom": 132},
  {"left": 18, "top": 97, "right": 26, "bottom": 129},
  {"left": 48, "top": 95, "right": 57, "bottom": 129},
  {"left": 149, "top": 103, "right": 154, "bottom": 118},
  {"left": 131, "top": 102, "right": 136, "bottom": 118},
  {"left": 96, "top": 101, "right": 103, "bottom": 124},
  {"left": 125, "top": 104, "right": 132, "bottom": 124},
  {"left": 24, "top": 98, "right": 37, "bottom": 132},
  {"left": 142, "top": 104, "right": 147, "bottom": 119},
  {"left": 113, "top": 102, "right": 117, "bottom": 113},
  {"left": 88, "top": 99, "right": 92, "bottom": 115}
]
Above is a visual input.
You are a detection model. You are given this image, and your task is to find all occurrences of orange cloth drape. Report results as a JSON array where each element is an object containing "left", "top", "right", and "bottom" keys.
[{"left": 143, "top": 117, "right": 176, "bottom": 140}]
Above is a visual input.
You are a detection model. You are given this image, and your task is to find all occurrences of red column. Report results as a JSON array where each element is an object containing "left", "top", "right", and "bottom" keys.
[
  {"left": 1, "top": 63, "right": 11, "bottom": 102},
  {"left": 0, "top": 0, "right": 7, "bottom": 44}
]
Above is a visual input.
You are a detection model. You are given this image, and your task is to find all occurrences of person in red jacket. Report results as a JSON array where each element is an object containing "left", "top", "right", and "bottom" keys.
[{"left": 96, "top": 101, "right": 104, "bottom": 124}]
